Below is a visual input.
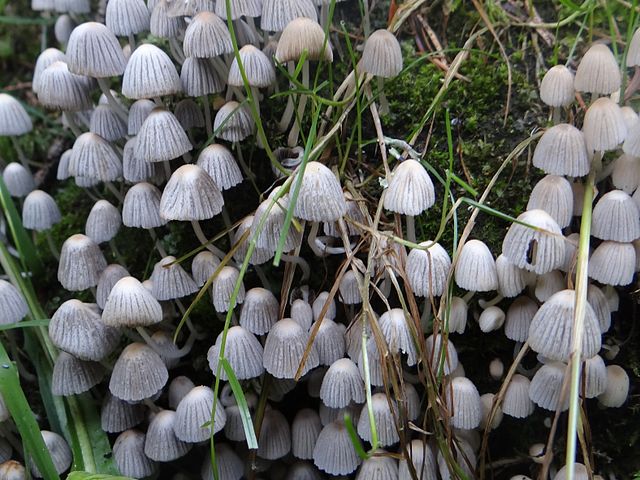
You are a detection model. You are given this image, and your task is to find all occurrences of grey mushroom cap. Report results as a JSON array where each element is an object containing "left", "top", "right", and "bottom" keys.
[
  {"left": 32, "top": 48, "right": 67, "bottom": 94},
  {"left": 0, "top": 279, "right": 29, "bottom": 325},
  {"left": 122, "top": 182, "right": 167, "bottom": 228},
  {"left": 261, "top": 0, "right": 317, "bottom": 32},
  {"left": 54, "top": 14, "right": 76, "bottom": 45},
  {"left": 66, "top": 22, "right": 127, "bottom": 78},
  {"left": 22, "top": 190, "right": 61, "bottom": 231},
  {"left": 294, "top": 161, "right": 347, "bottom": 222},
  {"left": 150, "top": 256, "right": 199, "bottom": 300},
  {"left": 109, "top": 342, "right": 169, "bottom": 402},
  {"left": 122, "top": 44, "right": 182, "bottom": 99},
  {"left": 113, "top": 430, "right": 158, "bottom": 479},
  {"left": 69, "top": 132, "right": 123, "bottom": 182},
  {"left": 175, "top": 99, "right": 205, "bottom": 130},
  {"left": 196, "top": 143, "right": 243, "bottom": 190},
  {"left": 263, "top": 318, "right": 320, "bottom": 379},
  {"left": 207, "top": 325, "right": 264, "bottom": 380},
  {"left": 90, "top": 104, "right": 127, "bottom": 141},
  {"left": 357, "top": 393, "right": 399, "bottom": 447},
  {"left": 588, "top": 240, "right": 636, "bottom": 286},
  {"left": 228, "top": 45, "right": 276, "bottom": 87},
  {"left": 30, "top": 431, "right": 72, "bottom": 477},
  {"left": 526, "top": 175, "right": 573, "bottom": 228},
  {"left": 180, "top": 57, "right": 225, "bottom": 96},
  {"left": 191, "top": 251, "right": 220, "bottom": 286},
  {"left": 257, "top": 409, "right": 291, "bottom": 460},
  {"left": 174, "top": 385, "right": 227, "bottom": 442},
  {"left": 201, "top": 444, "right": 244, "bottom": 480},
  {"left": 574, "top": 43, "right": 621, "bottom": 95},
  {"left": 57, "top": 234, "right": 107, "bottom": 291},
  {"left": 0, "top": 93, "right": 32, "bottom": 136},
  {"left": 406, "top": 241, "right": 451, "bottom": 297},
  {"left": 160, "top": 164, "right": 224, "bottom": 221},
  {"left": 37, "top": 61, "right": 93, "bottom": 112},
  {"left": 361, "top": 29, "right": 403, "bottom": 78},
  {"left": 135, "top": 108, "right": 192, "bottom": 162},
  {"left": 313, "top": 420, "right": 361, "bottom": 475},
  {"left": 213, "top": 100, "right": 255, "bottom": 141},
  {"left": 532, "top": 123, "right": 589, "bottom": 177},
  {"left": 582, "top": 97, "right": 627, "bottom": 153},
  {"left": 123, "top": 137, "right": 158, "bottom": 183},
  {"left": 96, "top": 264, "right": 129, "bottom": 309},
  {"left": 101, "top": 392, "right": 146, "bottom": 433},
  {"left": 215, "top": 0, "right": 262, "bottom": 19},
  {"left": 3, "top": 163, "right": 35, "bottom": 197},
  {"left": 105, "top": 0, "right": 150, "bottom": 36},
  {"left": 384, "top": 159, "right": 435, "bottom": 215},
  {"left": 54, "top": 0, "right": 91, "bottom": 14},
  {"left": 239, "top": 287, "right": 279, "bottom": 335},
  {"left": 144, "top": 410, "right": 192, "bottom": 462},
  {"left": 183, "top": 11, "right": 233, "bottom": 58},
  {"left": 102, "top": 276, "right": 163, "bottom": 327},
  {"left": 591, "top": 190, "right": 640, "bottom": 243},
  {"left": 210, "top": 266, "right": 245, "bottom": 313},
  {"left": 275, "top": 18, "right": 333, "bottom": 63},
  {"left": 151, "top": 0, "right": 186, "bottom": 38},
  {"left": 291, "top": 408, "right": 322, "bottom": 460},
  {"left": 51, "top": 351, "right": 105, "bottom": 396},
  {"left": 85, "top": 199, "right": 121, "bottom": 243},
  {"left": 399, "top": 439, "right": 438, "bottom": 480},
  {"left": 128, "top": 99, "right": 156, "bottom": 135}
]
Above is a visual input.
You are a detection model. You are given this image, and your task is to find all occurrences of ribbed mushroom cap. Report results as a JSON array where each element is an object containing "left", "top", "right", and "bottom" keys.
[
  {"left": 232, "top": 215, "right": 273, "bottom": 265},
  {"left": 502, "top": 374, "right": 534, "bottom": 418},
  {"left": 587, "top": 284, "right": 611, "bottom": 333},
  {"left": 583, "top": 354, "right": 608, "bottom": 398},
  {"left": 495, "top": 254, "right": 527, "bottom": 298},
  {"left": 0, "top": 460, "right": 25, "bottom": 480},
  {"left": 69, "top": 132, "right": 122, "bottom": 182},
  {"left": 598, "top": 365, "right": 628, "bottom": 407},
  {"left": 361, "top": 29, "right": 403, "bottom": 78},
  {"left": 113, "top": 430, "right": 157, "bottom": 478},
  {"left": 136, "top": 108, "right": 192, "bottom": 162},
  {"left": 101, "top": 392, "right": 145, "bottom": 433},
  {"left": 356, "top": 451, "right": 398, "bottom": 480},
  {"left": 174, "top": 99, "right": 205, "bottom": 130},
  {"left": 313, "top": 420, "right": 361, "bottom": 475},
  {"left": 0, "top": 94, "right": 32, "bottom": 136},
  {"left": 533, "top": 270, "right": 563, "bottom": 303},
  {"left": 502, "top": 209, "right": 564, "bottom": 274},
  {"left": 592, "top": 190, "right": 640, "bottom": 242},
  {"left": 22, "top": 190, "right": 61, "bottom": 232},
  {"left": 447, "top": 376, "right": 481, "bottom": 429},
  {"left": 213, "top": 100, "right": 255, "bottom": 141},
  {"left": 168, "top": 375, "right": 196, "bottom": 409},
  {"left": 128, "top": 99, "right": 155, "bottom": 135},
  {"left": 55, "top": 13, "right": 75, "bottom": 45},
  {"left": 445, "top": 296, "right": 467, "bottom": 334},
  {"left": 250, "top": 191, "right": 300, "bottom": 254},
  {"left": 215, "top": 0, "right": 261, "bottom": 19},
  {"left": 406, "top": 241, "right": 451, "bottom": 297},
  {"left": 583, "top": 97, "right": 627, "bottom": 152},
  {"left": 532, "top": 123, "right": 590, "bottom": 177},
  {"left": 479, "top": 392, "right": 503, "bottom": 430},
  {"left": 196, "top": 143, "right": 243, "bottom": 191},
  {"left": 454, "top": 239, "right": 498, "bottom": 292},
  {"left": 144, "top": 410, "right": 191, "bottom": 462},
  {"left": 261, "top": 0, "right": 317, "bottom": 32},
  {"left": 180, "top": 57, "right": 224, "bottom": 96},
  {"left": 210, "top": 266, "right": 245, "bottom": 313},
  {"left": 425, "top": 333, "right": 458, "bottom": 375},
  {"left": 3, "top": 163, "right": 35, "bottom": 198},
  {"left": 528, "top": 289, "right": 601, "bottom": 362},
  {"left": 228, "top": 45, "right": 276, "bottom": 87},
  {"left": 319, "top": 358, "right": 365, "bottom": 408},
  {"left": 183, "top": 11, "right": 232, "bottom": 58},
  {"left": 160, "top": 164, "right": 224, "bottom": 221},
  {"left": 122, "top": 182, "right": 166, "bottom": 228},
  {"left": 276, "top": 18, "right": 333, "bottom": 63},
  {"left": 311, "top": 318, "right": 345, "bottom": 366},
  {"left": 109, "top": 342, "right": 168, "bottom": 401},
  {"left": 123, "top": 137, "right": 158, "bottom": 183},
  {"left": 527, "top": 175, "right": 573, "bottom": 228},
  {"left": 357, "top": 393, "right": 398, "bottom": 446},
  {"left": 379, "top": 308, "right": 417, "bottom": 365},
  {"left": 398, "top": 439, "right": 437, "bottom": 480},
  {"left": 51, "top": 351, "right": 105, "bottom": 396},
  {"left": 293, "top": 161, "right": 347, "bottom": 222},
  {"left": 37, "top": 60, "right": 93, "bottom": 111},
  {"left": 122, "top": 44, "right": 182, "bottom": 101},
  {"left": 201, "top": 443, "right": 244, "bottom": 480},
  {"left": 338, "top": 270, "right": 362, "bottom": 304},
  {"left": 504, "top": 296, "right": 537, "bottom": 342},
  {"left": 30, "top": 431, "right": 71, "bottom": 477},
  {"left": 588, "top": 240, "right": 636, "bottom": 286},
  {"left": 263, "top": 318, "right": 320, "bottom": 378},
  {"left": 257, "top": 408, "right": 291, "bottom": 460},
  {"left": 574, "top": 43, "right": 621, "bottom": 95},
  {"left": 102, "top": 276, "right": 163, "bottom": 327},
  {"left": 150, "top": 256, "right": 198, "bottom": 300},
  {"left": 621, "top": 105, "right": 640, "bottom": 131},
  {"left": 291, "top": 408, "right": 322, "bottom": 460},
  {"left": 85, "top": 199, "right": 121, "bottom": 244},
  {"left": 539, "top": 64, "right": 575, "bottom": 107},
  {"left": 623, "top": 121, "right": 640, "bottom": 157},
  {"left": 191, "top": 250, "right": 220, "bottom": 286},
  {"left": 54, "top": 0, "right": 90, "bottom": 13},
  {"left": 106, "top": 0, "right": 150, "bottom": 36},
  {"left": 291, "top": 298, "right": 313, "bottom": 330},
  {"left": 96, "top": 264, "right": 129, "bottom": 309},
  {"left": 33, "top": 48, "right": 67, "bottom": 94},
  {"left": 384, "top": 159, "right": 435, "bottom": 216},
  {"left": 49, "top": 299, "right": 119, "bottom": 360},
  {"left": 529, "top": 361, "right": 568, "bottom": 411},
  {"left": 174, "top": 386, "right": 226, "bottom": 442},
  {"left": 239, "top": 287, "right": 279, "bottom": 335},
  {"left": 0, "top": 280, "right": 28, "bottom": 326},
  {"left": 207, "top": 325, "right": 264, "bottom": 379},
  {"left": 58, "top": 233, "right": 107, "bottom": 291},
  {"left": 56, "top": 149, "right": 73, "bottom": 181},
  {"left": 66, "top": 22, "right": 127, "bottom": 77},
  {"left": 90, "top": 104, "right": 127, "bottom": 142},
  {"left": 150, "top": 0, "right": 185, "bottom": 38}
]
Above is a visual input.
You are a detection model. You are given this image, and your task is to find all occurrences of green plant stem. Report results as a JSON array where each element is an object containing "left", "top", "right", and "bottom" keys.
[{"left": 565, "top": 168, "right": 596, "bottom": 480}]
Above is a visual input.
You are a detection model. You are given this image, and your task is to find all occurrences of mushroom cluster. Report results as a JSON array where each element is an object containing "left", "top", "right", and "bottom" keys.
[{"left": 0, "top": 1, "right": 638, "bottom": 479}]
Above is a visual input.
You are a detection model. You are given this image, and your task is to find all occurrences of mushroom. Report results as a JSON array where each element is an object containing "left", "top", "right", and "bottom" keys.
[
  {"left": 22, "top": 190, "right": 62, "bottom": 259},
  {"left": 113, "top": 430, "right": 158, "bottom": 478},
  {"left": 360, "top": 29, "right": 403, "bottom": 115},
  {"left": 0, "top": 94, "right": 33, "bottom": 168},
  {"left": 144, "top": 410, "right": 192, "bottom": 462},
  {"left": 539, "top": 64, "right": 575, "bottom": 123},
  {"left": 290, "top": 408, "right": 322, "bottom": 460},
  {"left": 105, "top": 0, "right": 150, "bottom": 49},
  {"left": 257, "top": 409, "right": 291, "bottom": 460},
  {"left": 180, "top": 57, "right": 225, "bottom": 136},
  {"left": 313, "top": 420, "right": 361, "bottom": 475}
]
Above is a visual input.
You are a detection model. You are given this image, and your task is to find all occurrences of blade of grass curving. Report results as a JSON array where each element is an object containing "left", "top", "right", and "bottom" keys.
[
  {"left": 0, "top": 341, "right": 60, "bottom": 480},
  {"left": 344, "top": 413, "right": 368, "bottom": 460},
  {"left": 0, "top": 319, "right": 49, "bottom": 330},
  {"left": 220, "top": 359, "right": 258, "bottom": 449},
  {"left": 67, "top": 473, "right": 134, "bottom": 480}
]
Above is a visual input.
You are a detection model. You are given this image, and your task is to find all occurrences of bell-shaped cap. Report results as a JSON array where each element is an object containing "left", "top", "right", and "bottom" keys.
[
  {"left": 232, "top": 215, "right": 273, "bottom": 265},
  {"left": 447, "top": 376, "right": 481, "bottom": 429},
  {"left": 239, "top": 287, "right": 279, "bottom": 335},
  {"left": 384, "top": 159, "right": 435, "bottom": 215},
  {"left": 597, "top": 365, "right": 628, "bottom": 407},
  {"left": 3, "top": 163, "right": 35, "bottom": 197},
  {"left": 399, "top": 439, "right": 437, "bottom": 480},
  {"left": 623, "top": 120, "right": 640, "bottom": 157},
  {"left": 582, "top": 97, "right": 627, "bottom": 152},
  {"left": 102, "top": 276, "right": 163, "bottom": 327},
  {"left": 200, "top": 443, "right": 243, "bottom": 480},
  {"left": 425, "top": 333, "right": 458, "bottom": 375},
  {"left": 406, "top": 241, "right": 451, "bottom": 297},
  {"left": 504, "top": 296, "right": 537, "bottom": 342},
  {"left": 55, "top": 13, "right": 75, "bottom": 44},
  {"left": 174, "top": 385, "right": 227, "bottom": 442},
  {"left": 66, "top": 22, "right": 127, "bottom": 77},
  {"left": 540, "top": 64, "right": 575, "bottom": 107},
  {"left": 22, "top": 190, "right": 61, "bottom": 232},
  {"left": 294, "top": 161, "right": 347, "bottom": 222},
  {"left": 311, "top": 317, "right": 345, "bottom": 366},
  {"left": 527, "top": 175, "right": 573, "bottom": 228},
  {"left": 101, "top": 392, "right": 145, "bottom": 433},
  {"left": 136, "top": 108, "right": 192, "bottom": 162},
  {"left": 37, "top": 61, "right": 93, "bottom": 111},
  {"left": 338, "top": 270, "right": 362, "bottom": 304},
  {"left": 533, "top": 123, "right": 589, "bottom": 177},
  {"left": 175, "top": 98, "right": 205, "bottom": 130},
  {"left": 160, "top": 164, "right": 224, "bottom": 220},
  {"left": 215, "top": 0, "right": 261, "bottom": 19},
  {"left": 123, "top": 137, "right": 158, "bottom": 183},
  {"left": 0, "top": 93, "right": 32, "bottom": 136},
  {"left": 30, "top": 431, "right": 71, "bottom": 477},
  {"left": 361, "top": 29, "right": 402, "bottom": 78},
  {"left": 502, "top": 374, "right": 534, "bottom": 418},
  {"left": 144, "top": 410, "right": 191, "bottom": 462},
  {"left": 587, "top": 284, "right": 611, "bottom": 333},
  {"left": 263, "top": 318, "right": 319, "bottom": 378},
  {"left": 213, "top": 100, "right": 255, "bottom": 141},
  {"left": 122, "top": 182, "right": 166, "bottom": 228},
  {"left": 210, "top": 266, "right": 245, "bottom": 313},
  {"left": 257, "top": 408, "right": 291, "bottom": 460},
  {"left": 90, "top": 104, "right": 127, "bottom": 141},
  {"left": 250, "top": 191, "right": 300, "bottom": 254},
  {"left": 57, "top": 234, "right": 107, "bottom": 291},
  {"left": 447, "top": 296, "right": 468, "bottom": 334},
  {"left": 183, "top": 11, "right": 232, "bottom": 58},
  {"left": 197, "top": 143, "right": 243, "bottom": 191},
  {"left": 122, "top": 44, "right": 181, "bottom": 99},
  {"left": 291, "top": 408, "right": 322, "bottom": 460},
  {"left": 261, "top": 0, "right": 317, "bottom": 32},
  {"left": 113, "top": 430, "right": 157, "bottom": 478},
  {"left": 574, "top": 43, "right": 621, "bottom": 95},
  {"left": 276, "top": 18, "right": 332, "bottom": 63},
  {"left": 0, "top": 279, "right": 28, "bottom": 325},
  {"left": 613, "top": 154, "right": 640, "bottom": 195},
  {"left": 150, "top": 256, "right": 199, "bottom": 300},
  {"left": 228, "top": 45, "right": 276, "bottom": 87},
  {"left": 588, "top": 240, "right": 636, "bottom": 286},
  {"left": 313, "top": 420, "right": 361, "bottom": 475},
  {"left": 150, "top": 0, "right": 185, "bottom": 38},
  {"left": 502, "top": 209, "right": 564, "bottom": 274},
  {"left": 207, "top": 325, "right": 264, "bottom": 380},
  {"left": 291, "top": 298, "right": 314, "bottom": 330},
  {"left": 495, "top": 254, "right": 528, "bottom": 298},
  {"left": 51, "top": 351, "right": 105, "bottom": 396},
  {"left": 97, "top": 264, "right": 129, "bottom": 309},
  {"left": 128, "top": 99, "right": 155, "bottom": 135},
  {"left": 69, "top": 132, "right": 122, "bottom": 182},
  {"left": 591, "top": 190, "right": 640, "bottom": 243},
  {"left": 49, "top": 299, "right": 120, "bottom": 360},
  {"left": 529, "top": 361, "right": 569, "bottom": 411},
  {"left": 356, "top": 450, "right": 398, "bottom": 480},
  {"left": 454, "top": 239, "right": 498, "bottom": 292},
  {"left": 528, "top": 289, "right": 601, "bottom": 362},
  {"left": 85, "top": 199, "right": 121, "bottom": 244},
  {"left": 32, "top": 48, "right": 67, "bottom": 94},
  {"left": 180, "top": 57, "right": 225, "bottom": 96},
  {"left": 191, "top": 250, "right": 220, "bottom": 287},
  {"left": 105, "top": 0, "right": 150, "bottom": 36},
  {"left": 379, "top": 308, "right": 417, "bottom": 365},
  {"left": 109, "top": 342, "right": 168, "bottom": 401},
  {"left": 320, "top": 357, "right": 365, "bottom": 408},
  {"left": 168, "top": 375, "right": 196, "bottom": 409},
  {"left": 357, "top": 393, "right": 399, "bottom": 446}
]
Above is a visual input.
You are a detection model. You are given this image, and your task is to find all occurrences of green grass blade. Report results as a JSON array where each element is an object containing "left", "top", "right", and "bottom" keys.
[
  {"left": 343, "top": 414, "right": 368, "bottom": 460},
  {"left": 0, "top": 319, "right": 50, "bottom": 330},
  {"left": 220, "top": 359, "right": 258, "bottom": 449},
  {"left": 0, "top": 341, "right": 60, "bottom": 480},
  {"left": 66, "top": 473, "right": 134, "bottom": 480}
]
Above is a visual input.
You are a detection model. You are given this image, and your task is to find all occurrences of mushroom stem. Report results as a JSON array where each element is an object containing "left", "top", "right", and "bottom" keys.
[
  {"left": 278, "top": 62, "right": 296, "bottom": 132},
  {"left": 202, "top": 94, "right": 213, "bottom": 137},
  {"left": 307, "top": 221, "right": 326, "bottom": 257},
  {"left": 162, "top": 160, "right": 172, "bottom": 182},
  {"left": 148, "top": 228, "right": 168, "bottom": 257},
  {"left": 406, "top": 215, "right": 416, "bottom": 243},
  {"left": 234, "top": 142, "right": 255, "bottom": 181},
  {"left": 221, "top": 206, "right": 235, "bottom": 245},
  {"left": 45, "top": 231, "right": 60, "bottom": 260},
  {"left": 281, "top": 253, "right": 310, "bottom": 283},
  {"left": 190, "top": 220, "right": 227, "bottom": 259},
  {"left": 376, "top": 77, "right": 390, "bottom": 115},
  {"left": 62, "top": 111, "right": 83, "bottom": 138},
  {"left": 287, "top": 62, "right": 309, "bottom": 147},
  {"left": 478, "top": 294, "right": 504, "bottom": 309},
  {"left": 9, "top": 136, "right": 30, "bottom": 169},
  {"left": 135, "top": 326, "right": 196, "bottom": 359},
  {"left": 551, "top": 107, "right": 561, "bottom": 125},
  {"left": 105, "top": 181, "right": 124, "bottom": 203},
  {"left": 96, "top": 77, "right": 128, "bottom": 122},
  {"left": 168, "top": 37, "right": 185, "bottom": 65},
  {"left": 462, "top": 290, "right": 475, "bottom": 303},
  {"left": 254, "top": 265, "right": 271, "bottom": 290}
]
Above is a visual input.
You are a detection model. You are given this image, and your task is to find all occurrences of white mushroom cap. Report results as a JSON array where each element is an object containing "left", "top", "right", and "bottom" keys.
[
  {"left": 66, "top": 22, "right": 127, "bottom": 78},
  {"left": 0, "top": 279, "right": 28, "bottom": 325},
  {"left": 183, "top": 11, "right": 232, "bottom": 58},
  {"left": 529, "top": 361, "right": 569, "bottom": 411},
  {"left": 102, "top": 276, "right": 163, "bottom": 327},
  {"left": 398, "top": 439, "right": 437, "bottom": 480},
  {"left": 622, "top": 121, "right": 640, "bottom": 157},
  {"left": 495, "top": 254, "right": 528, "bottom": 298},
  {"left": 150, "top": 256, "right": 199, "bottom": 300},
  {"left": 261, "top": 0, "right": 317, "bottom": 33},
  {"left": 195, "top": 144, "right": 243, "bottom": 191},
  {"left": 57, "top": 233, "right": 107, "bottom": 291},
  {"left": 276, "top": 17, "right": 333, "bottom": 63},
  {"left": 69, "top": 132, "right": 122, "bottom": 182},
  {"left": 191, "top": 251, "right": 220, "bottom": 287},
  {"left": 97, "top": 265, "right": 129, "bottom": 310},
  {"left": 257, "top": 409, "right": 291, "bottom": 460},
  {"left": 356, "top": 393, "right": 398, "bottom": 446},
  {"left": 54, "top": 0, "right": 90, "bottom": 13},
  {"left": 294, "top": 161, "right": 347, "bottom": 222},
  {"left": 33, "top": 48, "right": 67, "bottom": 94},
  {"left": 291, "top": 298, "right": 314, "bottom": 331},
  {"left": 90, "top": 104, "right": 127, "bottom": 141},
  {"left": 123, "top": 136, "right": 158, "bottom": 183},
  {"left": 454, "top": 239, "right": 498, "bottom": 292},
  {"left": 574, "top": 43, "right": 621, "bottom": 95},
  {"left": 358, "top": 336, "right": 384, "bottom": 386},
  {"left": 597, "top": 365, "right": 628, "bottom": 407},
  {"left": 361, "top": 29, "right": 403, "bottom": 78},
  {"left": 210, "top": 266, "right": 245, "bottom": 313},
  {"left": 174, "top": 385, "right": 226, "bottom": 442},
  {"left": 136, "top": 108, "right": 192, "bottom": 162},
  {"left": 180, "top": 57, "right": 225, "bottom": 96},
  {"left": 291, "top": 408, "right": 322, "bottom": 460},
  {"left": 532, "top": 123, "right": 589, "bottom": 177},
  {"left": 213, "top": 100, "right": 255, "bottom": 141},
  {"left": 311, "top": 318, "right": 345, "bottom": 366},
  {"left": 338, "top": 270, "right": 363, "bottom": 304},
  {"left": 504, "top": 296, "right": 537, "bottom": 342},
  {"left": 379, "top": 308, "right": 418, "bottom": 365},
  {"left": 553, "top": 463, "right": 589, "bottom": 480},
  {"left": 105, "top": 0, "right": 150, "bottom": 36},
  {"left": 356, "top": 450, "right": 398, "bottom": 480},
  {"left": 122, "top": 44, "right": 181, "bottom": 99},
  {"left": 502, "top": 374, "right": 534, "bottom": 418},
  {"left": 313, "top": 420, "right": 361, "bottom": 475},
  {"left": 425, "top": 333, "right": 458, "bottom": 375},
  {"left": 384, "top": 159, "right": 435, "bottom": 216},
  {"left": 113, "top": 430, "right": 157, "bottom": 478},
  {"left": 160, "top": 164, "right": 224, "bottom": 221},
  {"left": 588, "top": 240, "right": 636, "bottom": 286},
  {"left": 628, "top": 27, "right": 640, "bottom": 67},
  {"left": 447, "top": 376, "right": 482, "bottom": 429},
  {"left": 239, "top": 287, "right": 279, "bottom": 335},
  {"left": 37, "top": 61, "right": 93, "bottom": 111},
  {"left": 30, "top": 431, "right": 71, "bottom": 477},
  {"left": 534, "top": 270, "right": 571, "bottom": 302},
  {"left": 232, "top": 215, "right": 273, "bottom": 265},
  {"left": 539, "top": 64, "right": 575, "bottom": 107},
  {"left": 447, "top": 296, "right": 468, "bottom": 334},
  {"left": 228, "top": 45, "right": 276, "bottom": 87},
  {"left": 168, "top": 375, "right": 195, "bottom": 410},
  {"left": 587, "top": 284, "right": 612, "bottom": 333},
  {"left": 150, "top": 0, "right": 185, "bottom": 38},
  {"left": 612, "top": 153, "right": 640, "bottom": 193},
  {"left": 122, "top": 182, "right": 166, "bottom": 228},
  {"left": 582, "top": 354, "right": 607, "bottom": 398},
  {"left": 406, "top": 241, "right": 451, "bottom": 297},
  {"left": 51, "top": 351, "right": 105, "bottom": 396},
  {"left": 592, "top": 190, "right": 640, "bottom": 243},
  {"left": 22, "top": 190, "right": 61, "bottom": 232},
  {"left": 479, "top": 393, "right": 503, "bottom": 430},
  {"left": 478, "top": 306, "right": 505, "bottom": 333},
  {"left": 207, "top": 325, "right": 264, "bottom": 379},
  {"left": 582, "top": 97, "right": 627, "bottom": 152},
  {"left": 527, "top": 175, "right": 573, "bottom": 228},
  {"left": 3, "top": 163, "right": 35, "bottom": 198},
  {"left": 144, "top": 410, "right": 191, "bottom": 462},
  {"left": 263, "top": 318, "right": 319, "bottom": 379},
  {"left": 251, "top": 191, "right": 300, "bottom": 254},
  {"left": 128, "top": 99, "right": 155, "bottom": 135},
  {"left": 319, "top": 357, "right": 365, "bottom": 408},
  {"left": 109, "top": 342, "right": 169, "bottom": 402},
  {"left": 54, "top": 14, "right": 75, "bottom": 45},
  {"left": 0, "top": 93, "right": 32, "bottom": 136},
  {"left": 85, "top": 199, "right": 121, "bottom": 244}
]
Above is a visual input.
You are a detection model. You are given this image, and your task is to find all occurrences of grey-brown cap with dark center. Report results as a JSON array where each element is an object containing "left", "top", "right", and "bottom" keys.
[
  {"left": 135, "top": 108, "right": 192, "bottom": 162},
  {"left": 361, "top": 29, "right": 402, "bottom": 78},
  {"left": 160, "top": 164, "right": 224, "bottom": 220},
  {"left": 57, "top": 233, "right": 107, "bottom": 291},
  {"left": 85, "top": 199, "right": 121, "bottom": 244},
  {"left": 109, "top": 342, "right": 169, "bottom": 401}
]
